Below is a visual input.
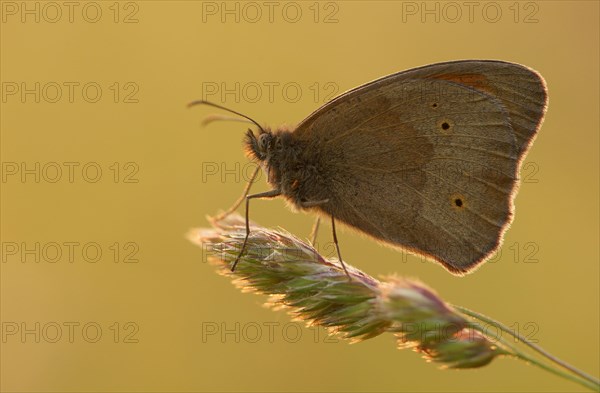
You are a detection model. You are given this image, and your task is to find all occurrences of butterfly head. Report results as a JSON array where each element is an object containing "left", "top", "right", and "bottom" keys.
[
  {"left": 244, "top": 126, "right": 297, "bottom": 189},
  {"left": 244, "top": 127, "right": 276, "bottom": 162}
]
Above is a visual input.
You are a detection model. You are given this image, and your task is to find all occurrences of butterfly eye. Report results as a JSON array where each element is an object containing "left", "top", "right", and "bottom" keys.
[{"left": 258, "top": 134, "right": 269, "bottom": 151}]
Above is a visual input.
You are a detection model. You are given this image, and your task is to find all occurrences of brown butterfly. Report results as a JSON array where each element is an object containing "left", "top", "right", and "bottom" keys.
[{"left": 190, "top": 60, "right": 548, "bottom": 275}]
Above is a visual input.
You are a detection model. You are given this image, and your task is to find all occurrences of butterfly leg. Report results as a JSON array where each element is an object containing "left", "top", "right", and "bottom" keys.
[
  {"left": 299, "top": 199, "right": 329, "bottom": 245},
  {"left": 331, "top": 216, "right": 351, "bottom": 280},
  {"left": 214, "top": 165, "right": 260, "bottom": 222},
  {"left": 231, "top": 188, "right": 281, "bottom": 271},
  {"left": 309, "top": 217, "right": 320, "bottom": 245},
  {"left": 298, "top": 200, "right": 349, "bottom": 278}
]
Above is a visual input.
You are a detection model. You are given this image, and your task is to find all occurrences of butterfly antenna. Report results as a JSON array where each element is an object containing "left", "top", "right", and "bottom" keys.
[
  {"left": 188, "top": 100, "right": 266, "bottom": 133},
  {"left": 201, "top": 114, "right": 256, "bottom": 127}
]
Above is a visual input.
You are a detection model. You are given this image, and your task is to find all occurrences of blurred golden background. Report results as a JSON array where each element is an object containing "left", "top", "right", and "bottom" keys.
[{"left": 1, "top": 1, "right": 598, "bottom": 392}]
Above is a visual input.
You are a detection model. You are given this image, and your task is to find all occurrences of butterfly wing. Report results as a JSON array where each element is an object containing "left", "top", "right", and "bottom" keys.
[
  {"left": 297, "top": 60, "right": 547, "bottom": 156},
  {"left": 294, "top": 60, "right": 547, "bottom": 274}
]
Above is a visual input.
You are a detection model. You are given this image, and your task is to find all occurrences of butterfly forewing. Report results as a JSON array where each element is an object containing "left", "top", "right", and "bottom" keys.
[{"left": 294, "top": 60, "right": 547, "bottom": 273}]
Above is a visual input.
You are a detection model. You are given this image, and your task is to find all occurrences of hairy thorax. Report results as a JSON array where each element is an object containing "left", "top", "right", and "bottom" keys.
[{"left": 245, "top": 127, "right": 330, "bottom": 210}]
